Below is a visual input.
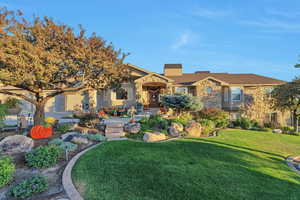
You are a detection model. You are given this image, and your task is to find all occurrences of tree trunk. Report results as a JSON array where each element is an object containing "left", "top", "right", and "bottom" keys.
[
  {"left": 34, "top": 103, "right": 46, "bottom": 125},
  {"left": 293, "top": 110, "right": 298, "bottom": 132}
]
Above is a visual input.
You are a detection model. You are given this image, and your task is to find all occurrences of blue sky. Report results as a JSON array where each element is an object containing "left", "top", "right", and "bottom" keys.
[{"left": 1, "top": 0, "right": 300, "bottom": 81}]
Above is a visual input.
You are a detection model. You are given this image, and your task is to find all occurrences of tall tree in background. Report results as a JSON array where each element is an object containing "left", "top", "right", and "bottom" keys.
[
  {"left": 271, "top": 78, "right": 300, "bottom": 131},
  {"left": 0, "top": 8, "right": 129, "bottom": 125}
]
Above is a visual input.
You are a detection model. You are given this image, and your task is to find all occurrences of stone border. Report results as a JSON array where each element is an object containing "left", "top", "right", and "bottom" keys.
[
  {"left": 286, "top": 156, "right": 300, "bottom": 176},
  {"left": 62, "top": 143, "right": 102, "bottom": 200},
  {"left": 62, "top": 138, "right": 128, "bottom": 200}
]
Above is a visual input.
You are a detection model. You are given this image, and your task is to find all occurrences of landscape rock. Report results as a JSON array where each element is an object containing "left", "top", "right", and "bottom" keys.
[
  {"left": 272, "top": 129, "right": 282, "bottom": 134},
  {"left": 171, "top": 122, "right": 184, "bottom": 132},
  {"left": 61, "top": 132, "right": 80, "bottom": 141},
  {"left": 71, "top": 137, "right": 89, "bottom": 145},
  {"left": 124, "top": 123, "right": 141, "bottom": 134},
  {"left": 0, "top": 135, "right": 34, "bottom": 154},
  {"left": 143, "top": 132, "right": 166, "bottom": 142},
  {"left": 185, "top": 121, "right": 202, "bottom": 137},
  {"left": 168, "top": 127, "right": 180, "bottom": 137}
]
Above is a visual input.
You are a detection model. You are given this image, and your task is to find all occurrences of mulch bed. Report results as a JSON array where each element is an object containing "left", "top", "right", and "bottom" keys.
[{"left": 0, "top": 131, "right": 99, "bottom": 200}]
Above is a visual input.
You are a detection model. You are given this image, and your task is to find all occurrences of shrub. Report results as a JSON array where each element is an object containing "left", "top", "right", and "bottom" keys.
[
  {"left": 75, "top": 113, "right": 99, "bottom": 127},
  {"left": 234, "top": 117, "right": 252, "bottom": 130},
  {"left": 198, "top": 119, "right": 215, "bottom": 136},
  {"left": 0, "top": 157, "right": 15, "bottom": 187},
  {"left": 48, "top": 139, "right": 78, "bottom": 151},
  {"left": 86, "top": 134, "right": 106, "bottom": 142},
  {"left": 10, "top": 176, "right": 48, "bottom": 198},
  {"left": 171, "top": 112, "right": 193, "bottom": 126},
  {"left": 48, "top": 138, "right": 64, "bottom": 146},
  {"left": 25, "top": 145, "right": 62, "bottom": 168},
  {"left": 4, "top": 97, "right": 21, "bottom": 109},
  {"left": 59, "top": 142, "right": 78, "bottom": 152},
  {"left": 281, "top": 126, "right": 294, "bottom": 134},
  {"left": 56, "top": 124, "right": 71, "bottom": 134},
  {"left": 161, "top": 94, "right": 203, "bottom": 114},
  {"left": 196, "top": 108, "right": 229, "bottom": 128},
  {"left": 140, "top": 115, "right": 170, "bottom": 131}
]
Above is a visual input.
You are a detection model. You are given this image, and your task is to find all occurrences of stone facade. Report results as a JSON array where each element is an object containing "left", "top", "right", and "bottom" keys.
[{"left": 194, "top": 79, "right": 222, "bottom": 109}]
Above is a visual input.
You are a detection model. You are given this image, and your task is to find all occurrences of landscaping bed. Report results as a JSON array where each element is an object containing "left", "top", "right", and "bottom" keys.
[{"left": 72, "top": 129, "right": 300, "bottom": 200}]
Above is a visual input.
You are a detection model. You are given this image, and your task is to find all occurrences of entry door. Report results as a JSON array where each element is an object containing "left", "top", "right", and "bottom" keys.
[
  {"left": 148, "top": 89, "right": 160, "bottom": 107},
  {"left": 55, "top": 95, "right": 66, "bottom": 112}
]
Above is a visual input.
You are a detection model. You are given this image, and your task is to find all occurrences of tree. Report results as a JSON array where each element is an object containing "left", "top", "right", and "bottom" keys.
[
  {"left": 271, "top": 78, "right": 300, "bottom": 131},
  {"left": 0, "top": 8, "right": 129, "bottom": 125},
  {"left": 160, "top": 93, "right": 203, "bottom": 115}
]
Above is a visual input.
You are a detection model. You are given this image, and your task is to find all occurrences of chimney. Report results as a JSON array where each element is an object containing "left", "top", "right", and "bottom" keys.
[{"left": 164, "top": 64, "right": 182, "bottom": 76}]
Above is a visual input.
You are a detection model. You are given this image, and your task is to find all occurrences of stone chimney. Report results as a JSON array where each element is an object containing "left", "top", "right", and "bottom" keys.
[{"left": 164, "top": 64, "right": 182, "bottom": 76}]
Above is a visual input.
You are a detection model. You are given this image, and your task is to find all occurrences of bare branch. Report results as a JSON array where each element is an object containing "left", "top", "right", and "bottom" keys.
[{"left": 0, "top": 90, "right": 37, "bottom": 104}]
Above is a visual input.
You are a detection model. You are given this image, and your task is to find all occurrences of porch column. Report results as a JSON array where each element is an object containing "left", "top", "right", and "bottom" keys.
[{"left": 88, "top": 90, "right": 97, "bottom": 110}]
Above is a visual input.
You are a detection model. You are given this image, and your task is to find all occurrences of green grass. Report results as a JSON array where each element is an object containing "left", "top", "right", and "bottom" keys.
[{"left": 72, "top": 129, "right": 300, "bottom": 200}]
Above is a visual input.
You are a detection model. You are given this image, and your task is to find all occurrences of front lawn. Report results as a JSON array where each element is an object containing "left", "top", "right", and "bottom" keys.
[{"left": 72, "top": 129, "right": 300, "bottom": 200}]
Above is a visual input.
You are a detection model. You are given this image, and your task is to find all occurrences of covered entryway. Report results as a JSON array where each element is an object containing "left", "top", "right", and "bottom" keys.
[{"left": 142, "top": 82, "right": 166, "bottom": 108}]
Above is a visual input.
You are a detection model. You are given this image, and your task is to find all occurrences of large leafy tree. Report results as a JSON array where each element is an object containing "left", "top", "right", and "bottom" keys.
[
  {"left": 0, "top": 8, "right": 129, "bottom": 125},
  {"left": 271, "top": 78, "right": 300, "bottom": 131}
]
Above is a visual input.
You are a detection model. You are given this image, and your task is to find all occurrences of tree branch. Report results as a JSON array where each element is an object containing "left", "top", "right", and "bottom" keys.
[
  {"left": 0, "top": 90, "right": 37, "bottom": 105},
  {"left": 43, "top": 86, "right": 89, "bottom": 103}
]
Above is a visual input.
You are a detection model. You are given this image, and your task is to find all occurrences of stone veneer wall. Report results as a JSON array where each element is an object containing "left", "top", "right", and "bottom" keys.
[{"left": 195, "top": 79, "right": 222, "bottom": 109}]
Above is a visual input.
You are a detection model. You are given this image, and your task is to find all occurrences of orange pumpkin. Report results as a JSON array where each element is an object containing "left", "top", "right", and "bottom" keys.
[{"left": 30, "top": 125, "right": 53, "bottom": 139}]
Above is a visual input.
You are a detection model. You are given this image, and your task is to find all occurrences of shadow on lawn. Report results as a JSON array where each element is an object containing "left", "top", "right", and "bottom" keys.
[
  {"left": 189, "top": 138, "right": 285, "bottom": 159},
  {"left": 73, "top": 140, "right": 300, "bottom": 200}
]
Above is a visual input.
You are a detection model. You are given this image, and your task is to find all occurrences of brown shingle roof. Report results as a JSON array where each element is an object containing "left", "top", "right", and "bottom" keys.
[{"left": 165, "top": 72, "right": 286, "bottom": 85}]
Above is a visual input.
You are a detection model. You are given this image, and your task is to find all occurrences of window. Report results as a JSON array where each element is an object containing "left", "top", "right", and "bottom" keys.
[
  {"left": 175, "top": 87, "right": 188, "bottom": 94},
  {"left": 231, "top": 87, "right": 242, "bottom": 101},
  {"left": 115, "top": 88, "right": 128, "bottom": 100},
  {"left": 265, "top": 88, "right": 274, "bottom": 97},
  {"left": 224, "top": 87, "right": 229, "bottom": 102},
  {"left": 205, "top": 87, "right": 213, "bottom": 95}
]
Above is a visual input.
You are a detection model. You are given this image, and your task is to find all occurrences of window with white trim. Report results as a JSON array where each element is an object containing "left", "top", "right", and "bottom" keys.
[
  {"left": 175, "top": 87, "right": 188, "bottom": 94},
  {"left": 231, "top": 87, "right": 242, "bottom": 101}
]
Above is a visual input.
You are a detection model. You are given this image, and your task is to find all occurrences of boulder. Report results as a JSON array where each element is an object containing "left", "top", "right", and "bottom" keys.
[
  {"left": 171, "top": 122, "right": 184, "bottom": 132},
  {"left": 168, "top": 127, "right": 180, "bottom": 137},
  {"left": 272, "top": 129, "right": 282, "bottom": 134},
  {"left": 0, "top": 135, "right": 34, "bottom": 154},
  {"left": 143, "top": 132, "right": 166, "bottom": 142},
  {"left": 61, "top": 132, "right": 80, "bottom": 142},
  {"left": 124, "top": 123, "right": 141, "bottom": 134},
  {"left": 71, "top": 137, "right": 89, "bottom": 145},
  {"left": 185, "top": 121, "right": 202, "bottom": 137}
]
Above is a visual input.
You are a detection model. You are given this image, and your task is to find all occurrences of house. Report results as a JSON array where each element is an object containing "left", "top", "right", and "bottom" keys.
[{"left": 0, "top": 63, "right": 290, "bottom": 125}]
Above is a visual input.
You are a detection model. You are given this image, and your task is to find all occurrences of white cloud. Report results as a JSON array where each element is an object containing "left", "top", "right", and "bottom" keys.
[
  {"left": 171, "top": 31, "right": 192, "bottom": 50},
  {"left": 190, "top": 7, "right": 231, "bottom": 19},
  {"left": 266, "top": 8, "right": 300, "bottom": 19},
  {"left": 239, "top": 18, "right": 300, "bottom": 33}
]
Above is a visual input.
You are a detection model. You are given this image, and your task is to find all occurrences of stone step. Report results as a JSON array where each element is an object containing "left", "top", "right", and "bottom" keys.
[
  {"left": 106, "top": 122, "right": 124, "bottom": 128},
  {"left": 105, "top": 132, "right": 125, "bottom": 139},
  {"left": 105, "top": 127, "right": 124, "bottom": 133}
]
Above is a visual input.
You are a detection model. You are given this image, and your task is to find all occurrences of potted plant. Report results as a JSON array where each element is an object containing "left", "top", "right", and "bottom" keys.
[{"left": 5, "top": 97, "right": 22, "bottom": 115}]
